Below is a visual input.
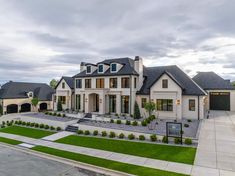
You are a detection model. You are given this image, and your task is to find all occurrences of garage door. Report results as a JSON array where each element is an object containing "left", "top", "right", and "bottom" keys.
[
  {"left": 21, "top": 103, "right": 31, "bottom": 112},
  {"left": 210, "top": 92, "right": 230, "bottom": 111},
  {"left": 39, "top": 103, "right": 47, "bottom": 111},
  {"left": 7, "top": 104, "right": 18, "bottom": 114}
]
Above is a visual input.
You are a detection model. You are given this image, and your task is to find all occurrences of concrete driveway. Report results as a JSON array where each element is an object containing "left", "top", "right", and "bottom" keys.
[{"left": 194, "top": 111, "right": 235, "bottom": 175}]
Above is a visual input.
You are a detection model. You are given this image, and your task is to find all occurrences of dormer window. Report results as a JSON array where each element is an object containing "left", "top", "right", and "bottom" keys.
[
  {"left": 86, "top": 65, "right": 91, "bottom": 74},
  {"left": 162, "top": 79, "right": 168, "bottom": 88},
  {"left": 111, "top": 63, "right": 117, "bottom": 72},
  {"left": 98, "top": 64, "right": 104, "bottom": 73}
]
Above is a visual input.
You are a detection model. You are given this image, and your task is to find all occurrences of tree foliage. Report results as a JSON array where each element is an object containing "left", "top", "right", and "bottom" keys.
[
  {"left": 50, "top": 79, "right": 58, "bottom": 89},
  {"left": 144, "top": 102, "right": 156, "bottom": 116},
  {"left": 134, "top": 101, "right": 141, "bottom": 119},
  {"left": 232, "top": 81, "right": 235, "bottom": 87},
  {"left": 31, "top": 97, "right": 39, "bottom": 112}
]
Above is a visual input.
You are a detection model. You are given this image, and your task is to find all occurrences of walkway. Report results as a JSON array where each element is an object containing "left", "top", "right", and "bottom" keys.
[
  {"left": 42, "top": 131, "right": 74, "bottom": 141},
  {"left": 194, "top": 111, "right": 235, "bottom": 176}
]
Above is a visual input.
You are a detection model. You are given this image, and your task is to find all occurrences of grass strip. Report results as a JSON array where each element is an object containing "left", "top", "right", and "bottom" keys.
[{"left": 0, "top": 137, "right": 22, "bottom": 145}]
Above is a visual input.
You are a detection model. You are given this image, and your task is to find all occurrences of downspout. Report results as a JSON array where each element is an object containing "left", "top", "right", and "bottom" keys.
[
  {"left": 198, "top": 96, "right": 200, "bottom": 120},
  {"left": 130, "top": 75, "right": 132, "bottom": 115}
]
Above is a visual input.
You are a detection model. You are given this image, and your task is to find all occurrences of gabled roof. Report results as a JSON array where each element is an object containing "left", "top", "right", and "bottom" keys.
[
  {"left": 0, "top": 81, "right": 55, "bottom": 101},
  {"left": 193, "top": 72, "right": 235, "bottom": 90},
  {"left": 138, "top": 65, "right": 206, "bottom": 95},
  {"left": 74, "top": 57, "right": 138, "bottom": 78},
  {"left": 55, "top": 76, "right": 74, "bottom": 89}
]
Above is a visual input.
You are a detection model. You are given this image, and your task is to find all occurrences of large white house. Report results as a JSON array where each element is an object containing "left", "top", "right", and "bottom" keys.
[{"left": 54, "top": 56, "right": 235, "bottom": 120}]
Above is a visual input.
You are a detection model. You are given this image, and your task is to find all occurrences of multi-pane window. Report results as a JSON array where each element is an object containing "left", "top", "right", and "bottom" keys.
[
  {"left": 189, "top": 99, "right": 196, "bottom": 111},
  {"left": 110, "top": 78, "right": 117, "bottom": 88},
  {"left": 76, "top": 79, "right": 82, "bottom": 88},
  {"left": 121, "top": 77, "right": 130, "bottom": 88},
  {"left": 58, "top": 96, "right": 66, "bottom": 104},
  {"left": 156, "top": 99, "right": 173, "bottom": 111},
  {"left": 62, "top": 82, "right": 65, "bottom": 89},
  {"left": 76, "top": 94, "right": 81, "bottom": 110},
  {"left": 111, "top": 63, "right": 117, "bottom": 72},
  {"left": 86, "top": 66, "right": 91, "bottom": 73},
  {"left": 134, "top": 77, "right": 137, "bottom": 88},
  {"left": 98, "top": 65, "right": 104, "bottom": 73},
  {"left": 109, "top": 95, "right": 116, "bottom": 113},
  {"left": 141, "top": 98, "right": 147, "bottom": 108},
  {"left": 121, "top": 96, "right": 129, "bottom": 113},
  {"left": 162, "top": 79, "right": 168, "bottom": 88},
  {"left": 96, "top": 78, "right": 105, "bottom": 88},
  {"left": 85, "top": 79, "right": 91, "bottom": 88}
]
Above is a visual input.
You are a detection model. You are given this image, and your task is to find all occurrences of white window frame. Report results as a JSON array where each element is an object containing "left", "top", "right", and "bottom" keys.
[
  {"left": 110, "top": 63, "right": 117, "bottom": 73},
  {"left": 86, "top": 65, "right": 92, "bottom": 74},
  {"left": 98, "top": 64, "right": 104, "bottom": 73}
]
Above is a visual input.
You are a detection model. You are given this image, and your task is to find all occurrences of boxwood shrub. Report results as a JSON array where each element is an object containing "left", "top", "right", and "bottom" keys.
[
  {"left": 162, "top": 136, "right": 168, "bottom": 143},
  {"left": 93, "top": 130, "right": 98, "bottom": 136},
  {"left": 116, "top": 120, "right": 122, "bottom": 124},
  {"left": 109, "top": 131, "right": 116, "bottom": 138},
  {"left": 128, "top": 133, "right": 135, "bottom": 140},
  {"left": 184, "top": 138, "right": 192, "bottom": 145},
  {"left": 174, "top": 138, "right": 182, "bottom": 144},
  {"left": 44, "top": 125, "right": 49, "bottom": 129},
  {"left": 119, "top": 133, "right": 125, "bottom": 139},
  {"left": 50, "top": 126, "right": 55, "bottom": 130},
  {"left": 84, "top": 130, "right": 90, "bottom": 135},
  {"left": 139, "top": 135, "right": 145, "bottom": 141},
  {"left": 141, "top": 120, "right": 147, "bottom": 126},
  {"left": 56, "top": 127, "right": 61, "bottom": 131},
  {"left": 132, "top": 121, "right": 138, "bottom": 126},
  {"left": 101, "top": 131, "right": 107, "bottom": 137},
  {"left": 125, "top": 120, "right": 131, "bottom": 125},
  {"left": 150, "top": 134, "right": 157, "bottom": 142},
  {"left": 39, "top": 124, "right": 44, "bottom": 128}
]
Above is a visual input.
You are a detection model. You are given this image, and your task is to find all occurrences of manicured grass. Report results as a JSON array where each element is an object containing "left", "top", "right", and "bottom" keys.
[
  {"left": 56, "top": 135, "right": 196, "bottom": 164},
  {"left": 0, "top": 126, "right": 55, "bottom": 139},
  {"left": 32, "top": 146, "right": 188, "bottom": 176},
  {"left": 0, "top": 137, "right": 22, "bottom": 145}
]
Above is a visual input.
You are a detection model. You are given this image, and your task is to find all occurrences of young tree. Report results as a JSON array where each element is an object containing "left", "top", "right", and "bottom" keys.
[
  {"left": 50, "top": 79, "right": 58, "bottom": 89},
  {"left": 57, "top": 99, "right": 63, "bottom": 111},
  {"left": 134, "top": 101, "right": 141, "bottom": 119},
  {"left": 31, "top": 97, "right": 39, "bottom": 112},
  {"left": 144, "top": 102, "right": 156, "bottom": 116}
]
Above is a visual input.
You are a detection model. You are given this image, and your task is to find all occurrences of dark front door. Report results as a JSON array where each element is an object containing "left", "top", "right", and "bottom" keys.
[
  {"left": 21, "top": 103, "right": 31, "bottom": 112},
  {"left": 40, "top": 103, "right": 48, "bottom": 111},
  {"left": 7, "top": 104, "right": 18, "bottom": 114},
  {"left": 210, "top": 92, "right": 230, "bottom": 111}
]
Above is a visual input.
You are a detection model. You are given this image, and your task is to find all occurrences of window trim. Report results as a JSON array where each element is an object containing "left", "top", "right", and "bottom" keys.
[
  {"left": 156, "top": 99, "right": 173, "bottom": 111},
  {"left": 86, "top": 65, "right": 92, "bottom": 74},
  {"left": 62, "top": 82, "right": 65, "bottom": 89},
  {"left": 109, "top": 78, "right": 118, "bottom": 88},
  {"left": 96, "top": 78, "right": 105, "bottom": 88},
  {"left": 76, "top": 79, "right": 82, "bottom": 89},
  {"left": 189, "top": 99, "right": 196, "bottom": 111},
  {"left": 85, "top": 79, "right": 92, "bottom": 88},
  {"left": 121, "top": 77, "right": 130, "bottom": 88},
  {"left": 110, "top": 63, "right": 117, "bottom": 73},
  {"left": 162, "top": 79, "right": 168, "bottom": 88},
  {"left": 98, "top": 64, "right": 104, "bottom": 73}
]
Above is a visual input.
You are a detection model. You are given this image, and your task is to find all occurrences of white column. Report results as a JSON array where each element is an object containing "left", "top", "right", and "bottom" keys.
[
  {"left": 116, "top": 94, "right": 121, "bottom": 115},
  {"left": 85, "top": 93, "right": 89, "bottom": 113}
]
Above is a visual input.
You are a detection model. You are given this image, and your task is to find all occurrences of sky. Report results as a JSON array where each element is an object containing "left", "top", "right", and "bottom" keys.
[{"left": 0, "top": 0, "right": 235, "bottom": 85}]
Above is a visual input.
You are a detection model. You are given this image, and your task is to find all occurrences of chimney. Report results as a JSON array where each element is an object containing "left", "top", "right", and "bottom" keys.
[
  {"left": 80, "top": 62, "right": 86, "bottom": 72},
  {"left": 134, "top": 56, "right": 144, "bottom": 90}
]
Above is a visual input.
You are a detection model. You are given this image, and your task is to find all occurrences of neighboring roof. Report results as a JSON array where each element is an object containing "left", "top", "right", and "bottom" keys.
[
  {"left": 193, "top": 72, "right": 235, "bottom": 90},
  {"left": 74, "top": 57, "right": 138, "bottom": 78},
  {"left": 138, "top": 65, "right": 206, "bottom": 95},
  {"left": 55, "top": 76, "right": 74, "bottom": 89},
  {"left": 0, "top": 81, "right": 55, "bottom": 101}
]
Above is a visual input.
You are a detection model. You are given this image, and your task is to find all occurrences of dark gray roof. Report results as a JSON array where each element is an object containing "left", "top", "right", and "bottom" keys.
[
  {"left": 74, "top": 57, "right": 138, "bottom": 78},
  {"left": 193, "top": 72, "right": 235, "bottom": 90},
  {"left": 0, "top": 81, "right": 55, "bottom": 101},
  {"left": 138, "top": 65, "right": 206, "bottom": 95},
  {"left": 55, "top": 76, "right": 74, "bottom": 89}
]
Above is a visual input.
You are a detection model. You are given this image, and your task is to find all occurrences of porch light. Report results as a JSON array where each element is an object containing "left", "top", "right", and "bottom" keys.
[{"left": 176, "top": 100, "right": 180, "bottom": 105}]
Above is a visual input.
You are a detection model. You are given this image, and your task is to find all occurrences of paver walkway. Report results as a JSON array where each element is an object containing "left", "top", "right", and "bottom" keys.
[
  {"left": 41, "top": 131, "right": 74, "bottom": 141},
  {"left": 194, "top": 111, "right": 235, "bottom": 176}
]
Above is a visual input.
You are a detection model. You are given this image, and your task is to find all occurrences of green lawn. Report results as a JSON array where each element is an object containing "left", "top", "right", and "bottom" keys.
[
  {"left": 0, "top": 126, "right": 55, "bottom": 139},
  {"left": 0, "top": 137, "right": 22, "bottom": 145},
  {"left": 32, "top": 146, "right": 188, "bottom": 176},
  {"left": 56, "top": 135, "right": 196, "bottom": 164}
]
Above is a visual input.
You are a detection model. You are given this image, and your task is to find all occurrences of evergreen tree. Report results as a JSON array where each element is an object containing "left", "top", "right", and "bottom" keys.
[
  {"left": 0, "top": 104, "right": 3, "bottom": 116},
  {"left": 134, "top": 101, "right": 141, "bottom": 119},
  {"left": 57, "top": 99, "right": 63, "bottom": 111}
]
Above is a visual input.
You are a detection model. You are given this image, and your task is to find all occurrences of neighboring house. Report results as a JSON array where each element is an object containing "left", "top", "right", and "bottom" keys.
[
  {"left": 54, "top": 77, "right": 74, "bottom": 111},
  {"left": 70, "top": 56, "right": 207, "bottom": 120},
  {"left": 0, "top": 81, "right": 55, "bottom": 114},
  {"left": 193, "top": 72, "right": 235, "bottom": 111}
]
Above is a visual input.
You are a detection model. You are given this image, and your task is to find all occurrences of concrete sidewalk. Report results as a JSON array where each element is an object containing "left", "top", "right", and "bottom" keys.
[{"left": 41, "top": 131, "right": 74, "bottom": 141}]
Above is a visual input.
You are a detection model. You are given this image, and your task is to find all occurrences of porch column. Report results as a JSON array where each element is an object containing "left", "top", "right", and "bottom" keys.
[
  {"left": 116, "top": 94, "right": 121, "bottom": 115},
  {"left": 99, "top": 93, "right": 105, "bottom": 115},
  {"left": 84, "top": 93, "right": 89, "bottom": 113},
  {"left": 80, "top": 94, "right": 84, "bottom": 112}
]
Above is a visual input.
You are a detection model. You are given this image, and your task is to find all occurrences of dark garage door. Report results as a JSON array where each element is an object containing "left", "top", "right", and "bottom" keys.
[
  {"left": 210, "top": 92, "right": 230, "bottom": 111},
  {"left": 7, "top": 104, "right": 18, "bottom": 114},
  {"left": 39, "top": 103, "right": 48, "bottom": 111},
  {"left": 21, "top": 103, "right": 31, "bottom": 112}
]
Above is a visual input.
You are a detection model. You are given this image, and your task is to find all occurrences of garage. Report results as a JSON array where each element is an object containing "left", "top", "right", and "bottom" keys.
[
  {"left": 7, "top": 104, "right": 18, "bottom": 114},
  {"left": 210, "top": 92, "right": 230, "bottom": 111},
  {"left": 39, "top": 103, "right": 48, "bottom": 111},
  {"left": 20, "top": 103, "right": 31, "bottom": 112}
]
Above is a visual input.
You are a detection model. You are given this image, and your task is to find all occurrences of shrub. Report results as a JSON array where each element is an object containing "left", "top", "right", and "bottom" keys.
[
  {"left": 150, "top": 134, "right": 157, "bottom": 141},
  {"left": 15, "top": 121, "right": 19, "bottom": 125},
  {"left": 50, "top": 126, "right": 55, "bottom": 130},
  {"left": 119, "top": 133, "right": 125, "bottom": 139},
  {"left": 30, "top": 123, "right": 35, "bottom": 127},
  {"left": 149, "top": 115, "right": 156, "bottom": 121},
  {"left": 18, "top": 121, "right": 22, "bottom": 125},
  {"left": 184, "top": 124, "right": 189, "bottom": 128},
  {"left": 132, "top": 121, "right": 138, "bottom": 126},
  {"left": 130, "top": 114, "right": 133, "bottom": 118},
  {"left": 39, "top": 124, "right": 44, "bottom": 128},
  {"left": 162, "top": 136, "right": 168, "bottom": 143},
  {"left": 1, "top": 125, "right": 5, "bottom": 128},
  {"left": 57, "top": 113, "right": 61, "bottom": 117},
  {"left": 185, "top": 138, "right": 192, "bottom": 145},
  {"left": 146, "top": 118, "right": 151, "bottom": 124},
  {"left": 84, "top": 130, "right": 90, "bottom": 135},
  {"left": 77, "top": 130, "right": 83, "bottom": 134},
  {"left": 141, "top": 120, "right": 147, "bottom": 126},
  {"left": 53, "top": 112, "right": 57, "bottom": 116},
  {"left": 35, "top": 123, "right": 39, "bottom": 128},
  {"left": 56, "top": 127, "right": 61, "bottom": 131},
  {"left": 187, "top": 119, "right": 192, "bottom": 122},
  {"left": 116, "top": 120, "right": 121, "bottom": 124},
  {"left": 134, "top": 101, "right": 141, "bottom": 119},
  {"left": 115, "top": 113, "right": 118, "bottom": 116},
  {"left": 125, "top": 120, "right": 130, "bottom": 125},
  {"left": 174, "top": 138, "right": 182, "bottom": 144},
  {"left": 2, "top": 121, "right": 5, "bottom": 125},
  {"left": 109, "top": 131, "right": 116, "bottom": 138},
  {"left": 45, "top": 112, "right": 49, "bottom": 115},
  {"left": 139, "top": 135, "right": 145, "bottom": 141},
  {"left": 44, "top": 125, "right": 49, "bottom": 129},
  {"left": 93, "top": 130, "right": 98, "bottom": 136},
  {"left": 62, "top": 114, "right": 66, "bottom": 117},
  {"left": 128, "top": 134, "right": 135, "bottom": 140},
  {"left": 26, "top": 122, "right": 30, "bottom": 126},
  {"left": 49, "top": 112, "right": 53, "bottom": 116},
  {"left": 22, "top": 121, "right": 26, "bottom": 126},
  {"left": 101, "top": 131, "right": 107, "bottom": 137},
  {"left": 110, "top": 119, "right": 114, "bottom": 123}
]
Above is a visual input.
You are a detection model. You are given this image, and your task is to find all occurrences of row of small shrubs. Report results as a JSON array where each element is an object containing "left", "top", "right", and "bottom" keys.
[
  {"left": 45, "top": 112, "right": 66, "bottom": 117},
  {"left": 110, "top": 119, "right": 139, "bottom": 126},
  {"left": 1, "top": 120, "right": 14, "bottom": 128},
  {"left": 141, "top": 115, "right": 156, "bottom": 126},
  {"left": 14, "top": 120, "right": 61, "bottom": 131}
]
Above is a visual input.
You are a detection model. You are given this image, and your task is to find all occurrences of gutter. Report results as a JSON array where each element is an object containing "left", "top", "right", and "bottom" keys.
[{"left": 198, "top": 96, "right": 200, "bottom": 120}]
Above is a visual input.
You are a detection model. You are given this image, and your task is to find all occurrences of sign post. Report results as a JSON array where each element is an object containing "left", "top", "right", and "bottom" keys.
[{"left": 166, "top": 122, "right": 183, "bottom": 144}]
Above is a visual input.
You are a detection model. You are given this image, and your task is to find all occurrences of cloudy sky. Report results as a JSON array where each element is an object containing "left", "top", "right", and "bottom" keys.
[{"left": 0, "top": 0, "right": 235, "bottom": 85}]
